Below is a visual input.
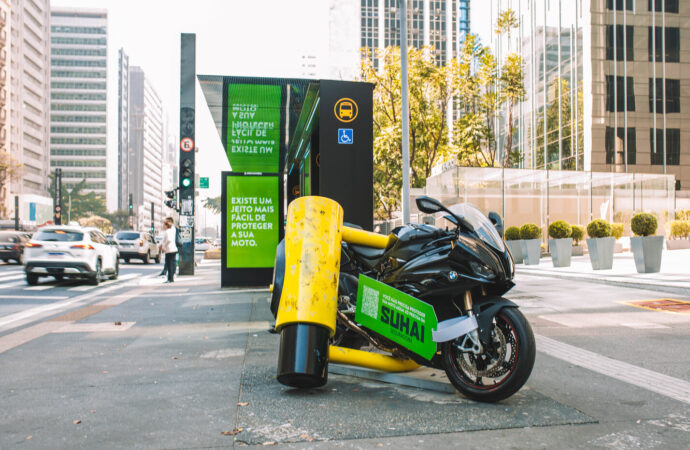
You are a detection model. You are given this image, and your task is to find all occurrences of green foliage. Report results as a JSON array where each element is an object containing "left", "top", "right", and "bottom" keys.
[
  {"left": 669, "top": 220, "right": 690, "bottom": 238},
  {"left": 504, "top": 226, "right": 520, "bottom": 241},
  {"left": 587, "top": 219, "right": 612, "bottom": 238},
  {"left": 0, "top": 149, "right": 22, "bottom": 219},
  {"left": 78, "top": 215, "right": 113, "bottom": 234},
  {"left": 611, "top": 223, "right": 625, "bottom": 240},
  {"left": 675, "top": 209, "right": 690, "bottom": 221},
  {"left": 548, "top": 220, "right": 572, "bottom": 239},
  {"left": 519, "top": 223, "right": 541, "bottom": 240},
  {"left": 570, "top": 225, "right": 584, "bottom": 245},
  {"left": 631, "top": 213, "right": 658, "bottom": 237},
  {"left": 203, "top": 196, "right": 221, "bottom": 214},
  {"left": 102, "top": 210, "right": 130, "bottom": 231},
  {"left": 48, "top": 177, "right": 106, "bottom": 221}
]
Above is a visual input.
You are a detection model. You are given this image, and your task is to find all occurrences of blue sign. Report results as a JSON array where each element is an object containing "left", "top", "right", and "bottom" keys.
[
  {"left": 337, "top": 128, "right": 353, "bottom": 145},
  {"left": 29, "top": 202, "right": 36, "bottom": 221}
]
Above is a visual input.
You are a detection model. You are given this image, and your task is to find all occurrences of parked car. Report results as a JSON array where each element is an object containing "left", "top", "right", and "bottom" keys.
[
  {"left": 0, "top": 231, "right": 29, "bottom": 264},
  {"left": 115, "top": 231, "right": 161, "bottom": 263},
  {"left": 23, "top": 226, "right": 119, "bottom": 285},
  {"left": 195, "top": 237, "right": 213, "bottom": 251}
]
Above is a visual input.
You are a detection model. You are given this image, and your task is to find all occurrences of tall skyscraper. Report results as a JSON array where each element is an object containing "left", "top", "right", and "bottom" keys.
[
  {"left": 49, "top": 8, "right": 108, "bottom": 200},
  {"left": 6, "top": 0, "right": 51, "bottom": 218},
  {"left": 492, "top": 0, "right": 690, "bottom": 193},
  {"left": 127, "top": 66, "right": 164, "bottom": 231},
  {"left": 360, "top": 0, "right": 471, "bottom": 68}
]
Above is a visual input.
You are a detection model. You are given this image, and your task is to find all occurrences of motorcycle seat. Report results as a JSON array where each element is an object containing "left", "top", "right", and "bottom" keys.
[{"left": 349, "top": 244, "right": 386, "bottom": 261}]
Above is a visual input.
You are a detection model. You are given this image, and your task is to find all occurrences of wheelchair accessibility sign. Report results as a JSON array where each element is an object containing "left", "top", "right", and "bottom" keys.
[{"left": 338, "top": 128, "right": 353, "bottom": 144}]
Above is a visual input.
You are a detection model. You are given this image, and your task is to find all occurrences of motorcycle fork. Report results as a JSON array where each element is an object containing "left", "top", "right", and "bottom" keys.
[{"left": 462, "top": 290, "right": 484, "bottom": 354}]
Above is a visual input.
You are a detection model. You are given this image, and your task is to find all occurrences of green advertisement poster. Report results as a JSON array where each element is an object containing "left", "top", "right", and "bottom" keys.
[
  {"left": 355, "top": 275, "right": 438, "bottom": 360},
  {"left": 226, "top": 83, "right": 281, "bottom": 173},
  {"left": 226, "top": 175, "right": 279, "bottom": 268}
]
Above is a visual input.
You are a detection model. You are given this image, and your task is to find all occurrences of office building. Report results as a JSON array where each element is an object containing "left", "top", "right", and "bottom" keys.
[
  {"left": 49, "top": 8, "right": 108, "bottom": 199},
  {"left": 117, "top": 48, "right": 129, "bottom": 212},
  {"left": 360, "top": 0, "right": 471, "bottom": 68},
  {"left": 492, "top": 0, "right": 690, "bottom": 193},
  {"left": 127, "top": 66, "right": 165, "bottom": 231},
  {"left": 4, "top": 0, "right": 51, "bottom": 221}
]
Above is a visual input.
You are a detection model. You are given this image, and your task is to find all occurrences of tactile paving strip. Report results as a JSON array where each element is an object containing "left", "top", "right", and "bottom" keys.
[{"left": 622, "top": 298, "right": 690, "bottom": 315}]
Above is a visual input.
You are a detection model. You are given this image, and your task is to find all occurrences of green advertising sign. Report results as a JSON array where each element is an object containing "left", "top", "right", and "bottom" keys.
[
  {"left": 199, "top": 177, "right": 209, "bottom": 189},
  {"left": 226, "top": 83, "right": 281, "bottom": 173},
  {"left": 226, "top": 175, "right": 279, "bottom": 268},
  {"left": 355, "top": 275, "right": 438, "bottom": 360}
]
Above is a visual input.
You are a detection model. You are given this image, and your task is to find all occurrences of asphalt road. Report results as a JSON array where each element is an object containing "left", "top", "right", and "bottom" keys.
[{"left": 0, "top": 260, "right": 688, "bottom": 449}]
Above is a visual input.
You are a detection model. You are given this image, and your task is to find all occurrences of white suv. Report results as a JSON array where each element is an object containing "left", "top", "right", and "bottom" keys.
[{"left": 24, "top": 226, "right": 119, "bottom": 285}]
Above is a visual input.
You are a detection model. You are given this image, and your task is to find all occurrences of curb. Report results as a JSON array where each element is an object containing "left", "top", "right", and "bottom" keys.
[{"left": 517, "top": 269, "right": 690, "bottom": 296}]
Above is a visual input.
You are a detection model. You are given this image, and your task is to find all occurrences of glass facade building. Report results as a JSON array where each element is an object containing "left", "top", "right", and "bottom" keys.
[
  {"left": 49, "top": 8, "right": 108, "bottom": 196},
  {"left": 491, "top": 0, "right": 690, "bottom": 196}
]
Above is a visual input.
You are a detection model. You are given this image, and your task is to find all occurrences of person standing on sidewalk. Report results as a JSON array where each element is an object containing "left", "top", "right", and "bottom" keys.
[{"left": 160, "top": 217, "right": 178, "bottom": 283}]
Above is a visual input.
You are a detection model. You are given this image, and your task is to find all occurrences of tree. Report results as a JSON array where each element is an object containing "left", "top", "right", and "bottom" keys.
[
  {"left": 202, "top": 196, "right": 221, "bottom": 215},
  {"left": 78, "top": 215, "right": 113, "bottom": 234},
  {"left": 0, "top": 150, "right": 22, "bottom": 219},
  {"left": 103, "top": 209, "right": 130, "bottom": 231},
  {"left": 360, "top": 46, "right": 455, "bottom": 219},
  {"left": 500, "top": 53, "right": 525, "bottom": 167},
  {"left": 48, "top": 177, "right": 106, "bottom": 222}
]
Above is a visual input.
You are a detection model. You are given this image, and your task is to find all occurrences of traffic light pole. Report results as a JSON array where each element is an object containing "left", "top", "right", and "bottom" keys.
[
  {"left": 54, "top": 168, "right": 62, "bottom": 225},
  {"left": 178, "top": 33, "right": 196, "bottom": 275}
]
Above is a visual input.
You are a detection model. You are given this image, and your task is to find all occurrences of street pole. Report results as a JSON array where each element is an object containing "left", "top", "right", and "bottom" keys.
[
  {"left": 14, "top": 196, "right": 19, "bottom": 230},
  {"left": 178, "top": 33, "right": 196, "bottom": 275},
  {"left": 68, "top": 193, "right": 71, "bottom": 224},
  {"left": 400, "top": 0, "right": 411, "bottom": 225},
  {"left": 150, "top": 202, "right": 154, "bottom": 236}
]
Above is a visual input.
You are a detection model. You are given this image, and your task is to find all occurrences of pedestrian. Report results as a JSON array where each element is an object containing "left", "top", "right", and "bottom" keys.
[{"left": 160, "top": 217, "right": 177, "bottom": 283}]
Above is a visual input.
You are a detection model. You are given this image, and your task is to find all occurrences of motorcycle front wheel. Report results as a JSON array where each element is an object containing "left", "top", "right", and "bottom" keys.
[{"left": 441, "top": 307, "right": 535, "bottom": 403}]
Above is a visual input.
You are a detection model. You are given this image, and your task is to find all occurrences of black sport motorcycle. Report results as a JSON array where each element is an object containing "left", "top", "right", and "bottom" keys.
[{"left": 271, "top": 196, "right": 535, "bottom": 403}]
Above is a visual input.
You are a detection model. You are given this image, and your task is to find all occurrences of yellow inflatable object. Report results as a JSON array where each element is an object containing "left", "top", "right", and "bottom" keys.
[{"left": 342, "top": 226, "right": 390, "bottom": 249}]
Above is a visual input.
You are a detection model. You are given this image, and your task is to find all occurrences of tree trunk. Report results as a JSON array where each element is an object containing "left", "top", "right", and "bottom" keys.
[{"left": 504, "top": 101, "right": 514, "bottom": 167}]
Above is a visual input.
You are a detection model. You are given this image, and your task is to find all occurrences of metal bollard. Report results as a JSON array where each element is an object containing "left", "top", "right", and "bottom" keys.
[{"left": 275, "top": 196, "right": 343, "bottom": 388}]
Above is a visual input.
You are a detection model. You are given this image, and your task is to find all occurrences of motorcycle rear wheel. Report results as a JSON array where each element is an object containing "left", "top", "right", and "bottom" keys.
[{"left": 441, "top": 307, "right": 535, "bottom": 403}]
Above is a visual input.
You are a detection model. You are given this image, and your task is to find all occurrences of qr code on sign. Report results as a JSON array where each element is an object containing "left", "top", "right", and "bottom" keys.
[{"left": 361, "top": 285, "right": 379, "bottom": 320}]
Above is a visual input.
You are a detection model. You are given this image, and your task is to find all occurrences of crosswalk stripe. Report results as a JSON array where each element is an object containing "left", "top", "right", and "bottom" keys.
[
  {"left": 0, "top": 273, "right": 24, "bottom": 282},
  {"left": 25, "top": 285, "right": 53, "bottom": 291}
]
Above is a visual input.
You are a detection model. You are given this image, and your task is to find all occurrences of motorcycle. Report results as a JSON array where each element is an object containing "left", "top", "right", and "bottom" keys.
[{"left": 271, "top": 196, "right": 535, "bottom": 403}]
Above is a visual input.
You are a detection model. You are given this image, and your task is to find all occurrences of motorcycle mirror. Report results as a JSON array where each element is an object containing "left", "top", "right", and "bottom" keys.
[
  {"left": 488, "top": 212, "right": 504, "bottom": 238},
  {"left": 415, "top": 196, "right": 445, "bottom": 214}
]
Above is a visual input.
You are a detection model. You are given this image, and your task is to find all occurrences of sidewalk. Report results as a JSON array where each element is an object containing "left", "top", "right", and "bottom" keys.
[{"left": 517, "top": 248, "right": 690, "bottom": 295}]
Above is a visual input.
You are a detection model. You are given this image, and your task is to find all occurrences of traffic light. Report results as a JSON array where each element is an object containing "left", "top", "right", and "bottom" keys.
[
  {"left": 181, "top": 158, "right": 193, "bottom": 188},
  {"left": 128, "top": 193, "right": 133, "bottom": 216},
  {"left": 164, "top": 188, "right": 178, "bottom": 211}
]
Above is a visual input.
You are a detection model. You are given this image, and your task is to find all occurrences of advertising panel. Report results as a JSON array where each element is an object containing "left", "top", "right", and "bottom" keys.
[
  {"left": 225, "top": 175, "right": 280, "bottom": 269},
  {"left": 225, "top": 83, "right": 282, "bottom": 173}
]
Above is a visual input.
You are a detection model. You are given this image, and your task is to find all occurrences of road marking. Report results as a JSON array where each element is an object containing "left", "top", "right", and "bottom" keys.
[
  {"left": 25, "top": 285, "right": 54, "bottom": 291},
  {"left": 0, "top": 274, "right": 157, "bottom": 333},
  {"left": 536, "top": 334, "right": 690, "bottom": 405},
  {"left": 0, "top": 295, "right": 69, "bottom": 300},
  {"left": 0, "top": 281, "right": 27, "bottom": 289},
  {"left": 538, "top": 312, "right": 687, "bottom": 329},
  {"left": 0, "top": 322, "right": 65, "bottom": 354},
  {"left": 53, "top": 321, "right": 136, "bottom": 333},
  {"left": 0, "top": 273, "right": 24, "bottom": 282}
]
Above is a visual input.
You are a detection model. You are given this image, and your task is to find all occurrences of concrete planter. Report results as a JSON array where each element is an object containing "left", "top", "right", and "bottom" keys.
[
  {"left": 571, "top": 244, "right": 584, "bottom": 256},
  {"left": 505, "top": 240, "right": 523, "bottom": 264},
  {"left": 586, "top": 237, "right": 615, "bottom": 270},
  {"left": 666, "top": 239, "right": 690, "bottom": 250},
  {"left": 520, "top": 239, "right": 542, "bottom": 265},
  {"left": 548, "top": 238, "right": 573, "bottom": 267},
  {"left": 631, "top": 236, "right": 664, "bottom": 273}
]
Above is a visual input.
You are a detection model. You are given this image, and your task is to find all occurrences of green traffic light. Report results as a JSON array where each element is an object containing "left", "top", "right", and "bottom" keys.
[{"left": 181, "top": 178, "right": 191, "bottom": 188}]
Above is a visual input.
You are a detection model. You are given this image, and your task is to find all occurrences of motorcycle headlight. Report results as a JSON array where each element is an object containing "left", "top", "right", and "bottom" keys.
[{"left": 469, "top": 261, "right": 496, "bottom": 279}]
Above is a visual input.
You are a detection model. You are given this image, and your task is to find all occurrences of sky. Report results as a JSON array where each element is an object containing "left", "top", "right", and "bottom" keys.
[{"left": 49, "top": 0, "right": 493, "bottom": 230}]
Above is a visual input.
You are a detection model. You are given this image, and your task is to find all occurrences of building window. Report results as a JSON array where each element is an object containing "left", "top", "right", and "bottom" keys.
[
  {"left": 648, "top": 27, "right": 680, "bottom": 62},
  {"left": 648, "top": 78, "right": 680, "bottom": 113},
  {"left": 650, "top": 128, "right": 680, "bottom": 165},
  {"left": 607, "top": 0, "right": 633, "bottom": 10},
  {"left": 606, "top": 76, "right": 635, "bottom": 112},
  {"left": 605, "top": 127, "right": 636, "bottom": 165},
  {"left": 648, "top": 0, "right": 679, "bottom": 13},
  {"left": 606, "top": 25, "right": 634, "bottom": 61}
]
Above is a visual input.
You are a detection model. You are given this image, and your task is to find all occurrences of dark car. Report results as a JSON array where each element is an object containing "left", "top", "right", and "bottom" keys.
[{"left": 0, "top": 231, "right": 29, "bottom": 264}]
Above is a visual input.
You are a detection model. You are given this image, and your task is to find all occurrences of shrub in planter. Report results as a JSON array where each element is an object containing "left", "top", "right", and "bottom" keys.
[
  {"left": 631, "top": 213, "right": 657, "bottom": 237},
  {"left": 570, "top": 224, "right": 585, "bottom": 256},
  {"left": 519, "top": 223, "right": 542, "bottom": 265},
  {"left": 586, "top": 219, "right": 614, "bottom": 270},
  {"left": 505, "top": 226, "right": 521, "bottom": 241},
  {"left": 630, "top": 213, "right": 663, "bottom": 273},
  {"left": 667, "top": 220, "right": 690, "bottom": 250},
  {"left": 611, "top": 223, "right": 624, "bottom": 240},
  {"left": 587, "top": 219, "right": 612, "bottom": 238},
  {"left": 548, "top": 220, "right": 572, "bottom": 239},
  {"left": 548, "top": 220, "right": 573, "bottom": 267},
  {"left": 504, "top": 226, "right": 523, "bottom": 263}
]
